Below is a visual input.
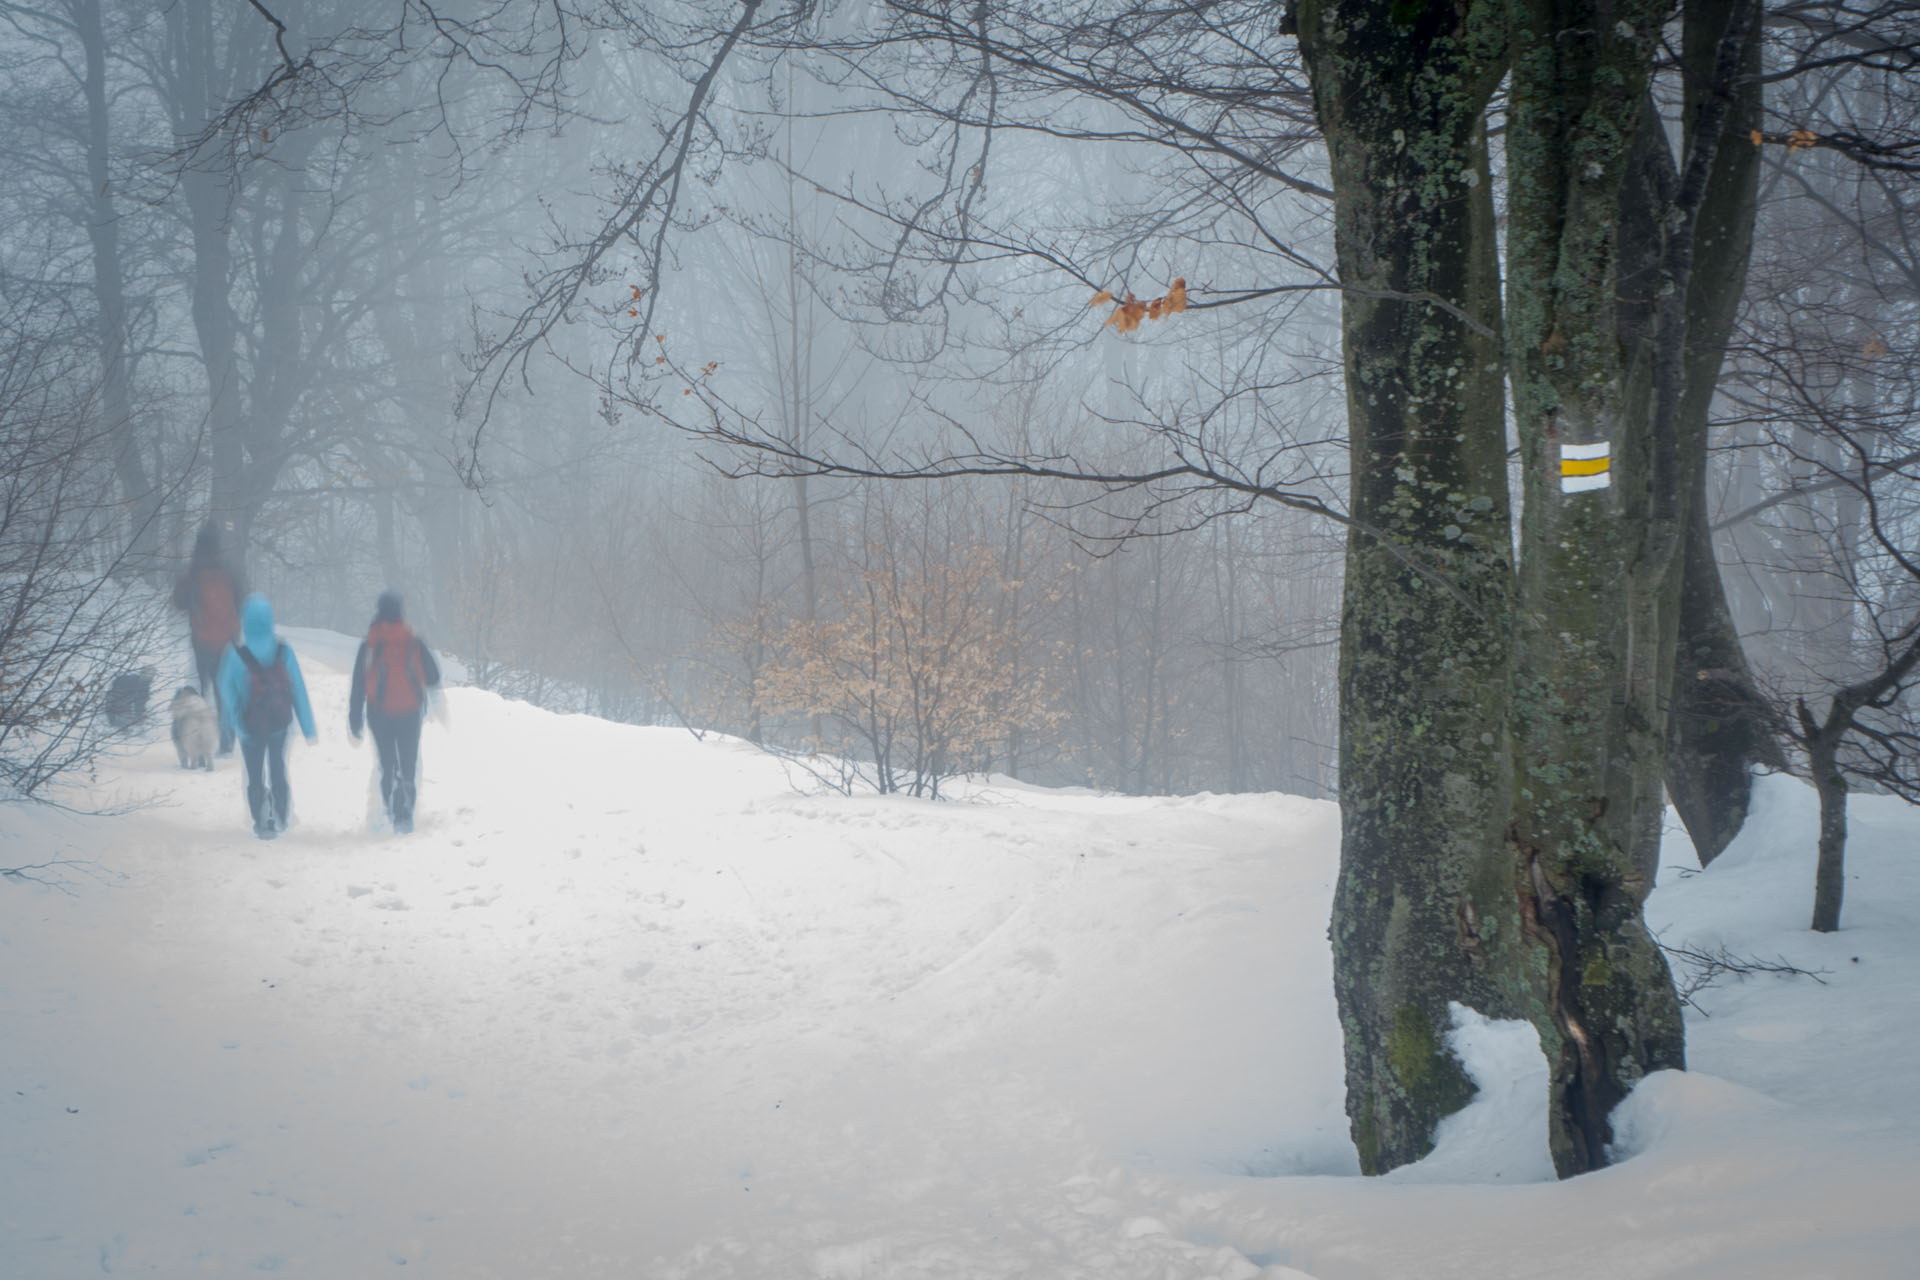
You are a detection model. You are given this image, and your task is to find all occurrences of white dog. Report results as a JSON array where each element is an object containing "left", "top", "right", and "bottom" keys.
[{"left": 170, "top": 687, "right": 217, "bottom": 770}]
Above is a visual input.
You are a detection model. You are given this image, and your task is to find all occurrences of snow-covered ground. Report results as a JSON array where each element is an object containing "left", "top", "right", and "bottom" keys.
[{"left": 3, "top": 628, "right": 1916, "bottom": 1277}]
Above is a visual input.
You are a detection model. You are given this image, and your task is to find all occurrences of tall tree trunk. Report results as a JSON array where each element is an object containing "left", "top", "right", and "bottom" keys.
[
  {"left": 1807, "top": 730, "right": 1847, "bottom": 933},
  {"left": 171, "top": 0, "right": 248, "bottom": 557},
  {"left": 76, "top": 0, "right": 158, "bottom": 568},
  {"left": 1665, "top": 0, "right": 1779, "bottom": 865},
  {"left": 1295, "top": 0, "right": 1533, "bottom": 1175},
  {"left": 1497, "top": 0, "right": 1681, "bottom": 1182},
  {"left": 1221, "top": 518, "right": 1248, "bottom": 793},
  {"left": 1500, "top": 0, "right": 1773, "bottom": 1173}
]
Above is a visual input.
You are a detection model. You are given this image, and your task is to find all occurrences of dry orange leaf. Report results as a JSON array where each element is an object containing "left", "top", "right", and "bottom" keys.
[
  {"left": 1104, "top": 293, "right": 1148, "bottom": 333},
  {"left": 1101, "top": 279, "right": 1187, "bottom": 335},
  {"left": 1089, "top": 289, "right": 1114, "bottom": 306}
]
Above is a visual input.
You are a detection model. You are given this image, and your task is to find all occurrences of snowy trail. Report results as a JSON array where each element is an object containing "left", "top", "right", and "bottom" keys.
[{"left": 4, "top": 634, "right": 1917, "bottom": 1277}]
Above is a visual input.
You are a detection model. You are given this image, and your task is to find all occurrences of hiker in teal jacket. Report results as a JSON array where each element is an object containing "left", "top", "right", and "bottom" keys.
[{"left": 216, "top": 594, "right": 317, "bottom": 837}]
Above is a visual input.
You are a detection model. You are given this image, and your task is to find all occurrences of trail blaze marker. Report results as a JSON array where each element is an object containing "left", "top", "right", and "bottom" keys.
[{"left": 1560, "top": 441, "right": 1611, "bottom": 493}]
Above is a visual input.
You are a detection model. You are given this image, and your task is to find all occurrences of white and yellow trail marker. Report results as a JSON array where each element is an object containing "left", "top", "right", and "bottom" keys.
[{"left": 1560, "top": 441, "right": 1611, "bottom": 493}]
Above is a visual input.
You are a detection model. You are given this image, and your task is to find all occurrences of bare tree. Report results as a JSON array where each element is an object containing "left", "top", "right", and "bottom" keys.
[
  {"left": 0, "top": 283, "right": 173, "bottom": 800},
  {"left": 1710, "top": 11, "right": 1920, "bottom": 931}
]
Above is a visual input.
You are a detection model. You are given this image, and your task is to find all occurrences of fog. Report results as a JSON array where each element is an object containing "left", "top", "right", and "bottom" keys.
[{"left": 3, "top": 0, "right": 1914, "bottom": 803}]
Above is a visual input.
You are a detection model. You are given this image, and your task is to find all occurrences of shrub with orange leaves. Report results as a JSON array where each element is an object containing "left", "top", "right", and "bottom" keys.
[{"left": 756, "top": 543, "right": 1060, "bottom": 798}]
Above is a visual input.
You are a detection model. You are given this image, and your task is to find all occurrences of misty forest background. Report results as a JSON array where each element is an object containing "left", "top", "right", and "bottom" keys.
[{"left": 1, "top": 0, "right": 1914, "bottom": 811}]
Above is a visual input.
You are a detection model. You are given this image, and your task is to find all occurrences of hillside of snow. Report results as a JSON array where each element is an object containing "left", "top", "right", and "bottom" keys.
[{"left": 3, "top": 629, "right": 1916, "bottom": 1277}]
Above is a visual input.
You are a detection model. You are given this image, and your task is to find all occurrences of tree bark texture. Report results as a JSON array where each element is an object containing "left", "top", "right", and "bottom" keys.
[
  {"left": 1807, "top": 732, "right": 1847, "bottom": 933},
  {"left": 1668, "top": 487, "right": 1783, "bottom": 865},
  {"left": 1504, "top": 0, "right": 1690, "bottom": 1177},
  {"left": 1296, "top": 0, "right": 1786, "bottom": 1177},
  {"left": 1295, "top": 0, "right": 1538, "bottom": 1176},
  {"left": 1664, "top": 0, "right": 1780, "bottom": 866}
]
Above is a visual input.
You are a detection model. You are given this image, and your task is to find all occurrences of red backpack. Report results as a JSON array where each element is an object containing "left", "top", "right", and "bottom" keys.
[
  {"left": 192, "top": 570, "right": 239, "bottom": 648},
  {"left": 364, "top": 621, "right": 426, "bottom": 715}
]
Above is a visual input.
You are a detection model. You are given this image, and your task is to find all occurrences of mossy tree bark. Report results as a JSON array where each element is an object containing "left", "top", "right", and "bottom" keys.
[
  {"left": 1503, "top": 0, "right": 1730, "bottom": 1176},
  {"left": 1295, "top": 0, "right": 1539, "bottom": 1176},
  {"left": 1299, "top": 0, "right": 1769, "bottom": 1176},
  {"left": 1505, "top": 0, "right": 1773, "bottom": 1173}
]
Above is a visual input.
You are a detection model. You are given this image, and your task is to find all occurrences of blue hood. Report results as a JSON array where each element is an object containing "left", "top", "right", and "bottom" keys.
[{"left": 241, "top": 593, "right": 277, "bottom": 660}]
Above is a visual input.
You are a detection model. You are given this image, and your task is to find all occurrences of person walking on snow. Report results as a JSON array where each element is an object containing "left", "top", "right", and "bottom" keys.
[
  {"left": 348, "top": 592, "right": 441, "bottom": 834},
  {"left": 217, "top": 594, "right": 317, "bottom": 839},
  {"left": 171, "top": 523, "right": 245, "bottom": 754}
]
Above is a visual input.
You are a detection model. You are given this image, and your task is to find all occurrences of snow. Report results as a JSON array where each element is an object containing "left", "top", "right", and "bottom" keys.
[
  {"left": 1382, "top": 1004, "right": 1554, "bottom": 1186},
  {"left": 4, "top": 634, "right": 1918, "bottom": 1278}
]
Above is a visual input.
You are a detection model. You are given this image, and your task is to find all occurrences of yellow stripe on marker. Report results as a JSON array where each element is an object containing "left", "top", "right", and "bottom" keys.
[{"left": 1560, "top": 441, "right": 1611, "bottom": 493}]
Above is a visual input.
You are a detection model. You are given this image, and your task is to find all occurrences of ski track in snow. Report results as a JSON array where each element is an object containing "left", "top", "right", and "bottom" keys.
[{"left": 2, "top": 630, "right": 1917, "bottom": 1277}]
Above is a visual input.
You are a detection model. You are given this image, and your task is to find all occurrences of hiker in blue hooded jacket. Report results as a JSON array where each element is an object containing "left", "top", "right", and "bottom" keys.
[{"left": 217, "top": 594, "right": 318, "bottom": 838}]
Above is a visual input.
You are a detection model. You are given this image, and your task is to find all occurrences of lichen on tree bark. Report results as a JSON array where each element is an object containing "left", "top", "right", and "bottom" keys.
[
  {"left": 1296, "top": 0, "right": 1537, "bottom": 1175},
  {"left": 1300, "top": 0, "right": 1768, "bottom": 1176}
]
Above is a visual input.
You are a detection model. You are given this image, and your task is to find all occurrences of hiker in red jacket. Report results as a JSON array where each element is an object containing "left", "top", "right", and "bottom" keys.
[
  {"left": 348, "top": 592, "right": 442, "bottom": 834},
  {"left": 171, "top": 523, "right": 244, "bottom": 754}
]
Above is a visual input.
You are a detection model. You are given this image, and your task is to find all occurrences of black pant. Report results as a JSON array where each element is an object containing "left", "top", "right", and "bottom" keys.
[
  {"left": 194, "top": 643, "right": 235, "bottom": 753},
  {"left": 241, "top": 731, "right": 290, "bottom": 834},
  {"left": 368, "top": 709, "right": 423, "bottom": 826}
]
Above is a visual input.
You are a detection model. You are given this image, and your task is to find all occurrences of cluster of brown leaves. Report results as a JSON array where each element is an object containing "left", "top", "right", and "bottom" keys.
[
  {"left": 1091, "top": 277, "right": 1188, "bottom": 334},
  {"left": 1750, "top": 128, "right": 1820, "bottom": 153}
]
